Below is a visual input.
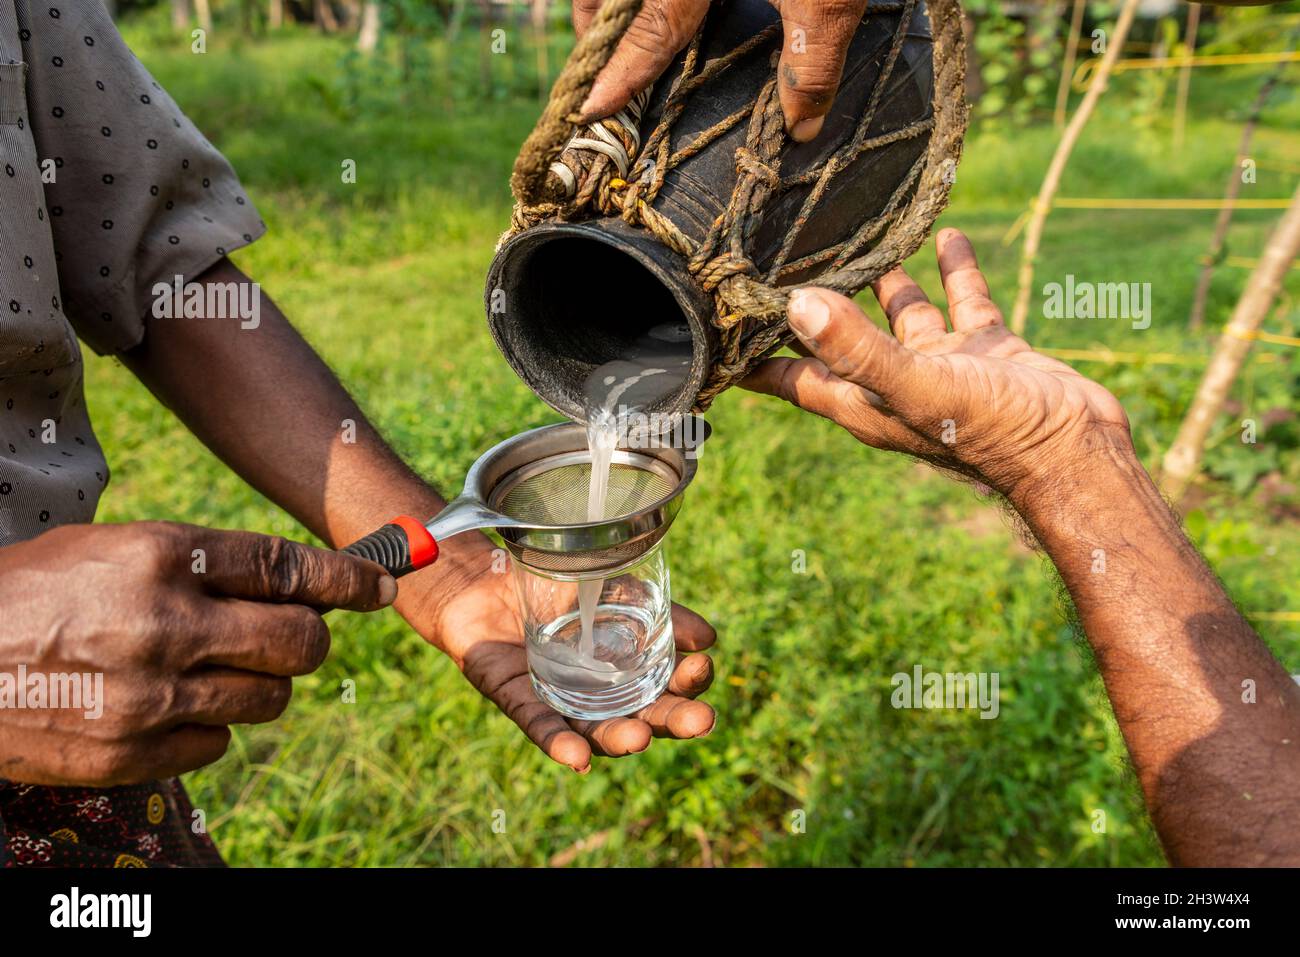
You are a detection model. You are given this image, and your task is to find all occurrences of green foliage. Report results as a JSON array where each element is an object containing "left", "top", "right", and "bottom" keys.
[
  {"left": 969, "top": 1, "right": 1300, "bottom": 128},
  {"left": 94, "top": 16, "right": 1299, "bottom": 867},
  {"left": 966, "top": 0, "right": 1046, "bottom": 125},
  {"left": 1209, "top": 442, "right": 1279, "bottom": 497},
  {"left": 1201, "top": 359, "right": 1300, "bottom": 500}
]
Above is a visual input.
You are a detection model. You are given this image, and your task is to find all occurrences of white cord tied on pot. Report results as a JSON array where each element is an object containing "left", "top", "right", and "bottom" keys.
[{"left": 549, "top": 90, "right": 651, "bottom": 199}]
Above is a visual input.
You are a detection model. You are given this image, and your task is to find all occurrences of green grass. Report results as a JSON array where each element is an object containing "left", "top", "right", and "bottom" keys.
[{"left": 81, "top": 21, "right": 1300, "bottom": 866}]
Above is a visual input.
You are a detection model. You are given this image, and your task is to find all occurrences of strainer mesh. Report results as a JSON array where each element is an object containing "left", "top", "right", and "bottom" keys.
[{"left": 496, "top": 462, "right": 676, "bottom": 524}]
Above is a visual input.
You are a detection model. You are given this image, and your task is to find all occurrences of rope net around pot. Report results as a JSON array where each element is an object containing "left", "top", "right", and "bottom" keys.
[{"left": 506, "top": 0, "right": 968, "bottom": 411}]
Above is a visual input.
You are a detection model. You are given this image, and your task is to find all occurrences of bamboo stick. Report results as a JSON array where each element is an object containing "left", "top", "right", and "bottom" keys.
[
  {"left": 1187, "top": 28, "right": 1298, "bottom": 330},
  {"left": 533, "top": 0, "right": 550, "bottom": 104},
  {"left": 1010, "top": 0, "right": 1142, "bottom": 335},
  {"left": 1054, "top": 0, "right": 1087, "bottom": 131},
  {"left": 1161, "top": 183, "right": 1300, "bottom": 503},
  {"left": 358, "top": 1, "right": 381, "bottom": 52},
  {"left": 1173, "top": 3, "right": 1200, "bottom": 151}
]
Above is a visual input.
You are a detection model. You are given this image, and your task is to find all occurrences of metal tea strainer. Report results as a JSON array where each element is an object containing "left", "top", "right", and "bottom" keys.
[{"left": 341, "top": 417, "right": 710, "bottom": 579}]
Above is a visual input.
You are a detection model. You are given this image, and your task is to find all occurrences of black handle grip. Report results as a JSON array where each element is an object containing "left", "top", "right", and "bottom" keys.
[
  {"left": 341, "top": 515, "right": 439, "bottom": 578},
  {"left": 342, "top": 524, "right": 413, "bottom": 577}
]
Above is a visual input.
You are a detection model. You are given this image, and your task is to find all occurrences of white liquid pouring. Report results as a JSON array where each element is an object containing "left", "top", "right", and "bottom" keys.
[
  {"left": 577, "top": 407, "right": 620, "bottom": 659},
  {"left": 573, "top": 321, "right": 692, "bottom": 661}
]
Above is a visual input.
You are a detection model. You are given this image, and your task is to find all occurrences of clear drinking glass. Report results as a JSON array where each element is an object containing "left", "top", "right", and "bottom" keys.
[{"left": 512, "top": 542, "right": 675, "bottom": 720}]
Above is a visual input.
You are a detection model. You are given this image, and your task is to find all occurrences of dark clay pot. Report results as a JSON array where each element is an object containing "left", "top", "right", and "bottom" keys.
[{"left": 486, "top": 0, "right": 936, "bottom": 421}]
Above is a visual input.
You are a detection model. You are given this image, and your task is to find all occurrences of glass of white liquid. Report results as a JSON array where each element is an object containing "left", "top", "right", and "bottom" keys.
[{"left": 513, "top": 542, "right": 675, "bottom": 721}]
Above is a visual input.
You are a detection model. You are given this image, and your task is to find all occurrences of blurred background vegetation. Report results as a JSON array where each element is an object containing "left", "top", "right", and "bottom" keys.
[{"left": 86, "top": 0, "right": 1300, "bottom": 865}]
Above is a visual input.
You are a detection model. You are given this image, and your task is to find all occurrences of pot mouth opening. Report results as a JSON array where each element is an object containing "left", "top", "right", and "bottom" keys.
[{"left": 488, "top": 226, "right": 710, "bottom": 422}]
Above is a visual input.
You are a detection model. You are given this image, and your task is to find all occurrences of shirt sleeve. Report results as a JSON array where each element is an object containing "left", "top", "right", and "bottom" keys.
[{"left": 16, "top": 0, "right": 266, "bottom": 354}]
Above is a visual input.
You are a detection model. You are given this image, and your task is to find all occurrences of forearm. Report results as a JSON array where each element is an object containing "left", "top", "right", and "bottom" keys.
[
  {"left": 1013, "top": 444, "right": 1300, "bottom": 865},
  {"left": 121, "top": 259, "right": 492, "bottom": 619}
]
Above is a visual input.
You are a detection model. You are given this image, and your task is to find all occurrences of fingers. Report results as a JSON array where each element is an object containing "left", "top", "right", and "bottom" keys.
[
  {"left": 191, "top": 599, "right": 333, "bottom": 677},
  {"left": 578, "top": 0, "right": 869, "bottom": 136},
  {"left": 569, "top": 611, "right": 717, "bottom": 745},
  {"left": 139, "top": 724, "right": 233, "bottom": 782},
  {"left": 935, "top": 228, "right": 1004, "bottom": 333},
  {"left": 562, "top": 649, "right": 715, "bottom": 752},
  {"left": 670, "top": 603, "right": 717, "bottom": 652},
  {"left": 872, "top": 268, "right": 949, "bottom": 345},
  {"left": 194, "top": 529, "right": 397, "bottom": 612},
  {"left": 572, "top": 0, "right": 601, "bottom": 35},
  {"left": 567, "top": 656, "right": 715, "bottom": 752},
  {"left": 461, "top": 641, "right": 595, "bottom": 772},
  {"left": 505, "top": 674, "right": 598, "bottom": 770},
  {"left": 456, "top": 603, "right": 719, "bottom": 770},
  {"left": 569, "top": 716, "right": 654, "bottom": 756},
  {"left": 578, "top": 0, "right": 710, "bottom": 122},
  {"left": 177, "top": 668, "right": 294, "bottom": 727},
  {"left": 668, "top": 652, "right": 714, "bottom": 698},
  {"left": 740, "top": 354, "right": 920, "bottom": 451},
  {"left": 634, "top": 693, "right": 715, "bottom": 738},
  {"left": 570, "top": 696, "right": 713, "bottom": 750},
  {"left": 775, "top": 0, "right": 869, "bottom": 141},
  {"left": 51, "top": 724, "right": 233, "bottom": 787},
  {"left": 741, "top": 353, "right": 861, "bottom": 418}
]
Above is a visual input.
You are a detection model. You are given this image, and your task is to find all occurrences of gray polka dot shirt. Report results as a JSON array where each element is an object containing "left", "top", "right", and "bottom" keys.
[{"left": 0, "top": 0, "right": 264, "bottom": 545}]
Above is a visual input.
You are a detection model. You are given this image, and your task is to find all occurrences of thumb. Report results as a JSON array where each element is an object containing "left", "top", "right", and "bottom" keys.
[
  {"left": 225, "top": 533, "right": 398, "bottom": 612},
  {"left": 784, "top": 287, "right": 921, "bottom": 408},
  {"left": 776, "top": 0, "right": 869, "bottom": 141}
]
